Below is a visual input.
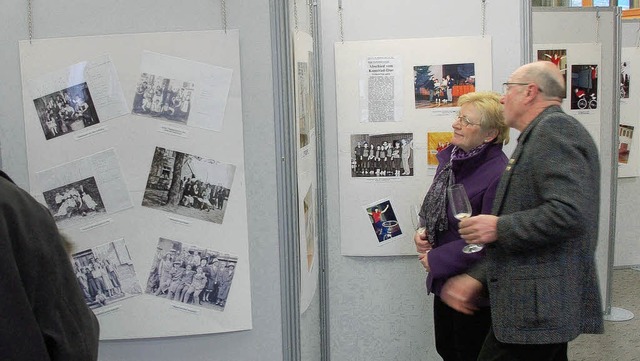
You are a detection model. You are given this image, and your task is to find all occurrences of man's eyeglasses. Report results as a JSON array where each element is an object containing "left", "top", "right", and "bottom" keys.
[
  {"left": 454, "top": 114, "right": 481, "bottom": 128},
  {"left": 502, "top": 82, "right": 530, "bottom": 94},
  {"left": 502, "top": 82, "right": 545, "bottom": 94}
]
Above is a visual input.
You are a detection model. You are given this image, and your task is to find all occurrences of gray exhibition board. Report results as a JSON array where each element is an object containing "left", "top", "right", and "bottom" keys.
[{"left": 533, "top": 7, "right": 619, "bottom": 312}]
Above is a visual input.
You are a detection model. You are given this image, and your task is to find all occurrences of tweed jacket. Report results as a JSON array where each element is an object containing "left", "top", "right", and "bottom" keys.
[
  {"left": 0, "top": 171, "right": 100, "bottom": 360},
  {"left": 467, "top": 106, "right": 604, "bottom": 344}
]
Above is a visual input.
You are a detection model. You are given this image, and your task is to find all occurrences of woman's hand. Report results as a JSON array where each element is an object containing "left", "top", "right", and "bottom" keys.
[{"left": 414, "top": 229, "right": 432, "bottom": 253}]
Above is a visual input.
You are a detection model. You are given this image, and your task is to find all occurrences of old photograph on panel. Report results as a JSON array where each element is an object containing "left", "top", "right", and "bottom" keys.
[
  {"left": 131, "top": 73, "right": 195, "bottom": 124},
  {"left": 303, "top": 185, "right": 315, "bottom": 272},
  {"left": 297, "top": 61, "right": 312, "bottom": 149},
  {"left": 142, "top": 147, "right": 236, "bottom": 224},
  {"left": 537, "top": 49, "right": 567, "bottom": 87},
  {"left": 33, "top": 82, "right": 100, "bottom": 140},
  {"left": 145, "top": 237, "right": 238, "bottom": 310},
  {"left": 428, "top": 132, "right": 453, "bottom": 167},
  {"left": 414, "top": 63, "right": 475, "bottom": 109},
  {"left": 71, "top": 238, "right": 142, "bottom": 309},
  {"left": 619, "top": 124, "right": 634, "bottom": 165},
  {"left": 621, "top": 61, "right": 630, "bottom": 99},
  {"left": 42, "top": 176, "right": 106, "bottom": 225},
  {"left": 351, "top": 133, "right": 413, "bottom": 177},
  {"left": 570, "top": 65, "right": 598, "bottom": 110},
  {"left": 35, "top": 149, "right": 133, "bottom": 229},
  {"left": 365, "top": 199, "right": 402, "bottom": 244}
]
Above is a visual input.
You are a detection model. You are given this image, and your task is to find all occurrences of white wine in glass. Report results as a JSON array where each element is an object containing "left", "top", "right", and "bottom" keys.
[
  {"left": 410, "top": 205, "right": 428, "bottom": 241},
  {"left": 447, "top": 184, "right": 482, "bottom": 254}
]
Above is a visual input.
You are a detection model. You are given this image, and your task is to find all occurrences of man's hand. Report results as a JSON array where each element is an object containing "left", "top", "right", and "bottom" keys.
[
  {"left": 418, "top": 251, "right": 430, "bottom": 272},
  {"left": 441, "top": 274, "right": 483, "bottom": 315},
  {"left": 458, "top": 215, "right": 499, "bottom": 246}
]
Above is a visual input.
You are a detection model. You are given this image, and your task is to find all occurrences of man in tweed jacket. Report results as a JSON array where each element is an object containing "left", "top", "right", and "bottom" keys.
[{"left": 441, "top": 61, "right": 604, "bottom": 360}]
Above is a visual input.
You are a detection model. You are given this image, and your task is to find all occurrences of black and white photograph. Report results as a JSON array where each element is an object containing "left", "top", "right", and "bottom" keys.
[
  {"left": 570, "top": 64, "right": 599, "bottom": 110},
  {"left": 42, "top": 176, "right": 106, "bottom": 229},
  {"left": 132, "top": 72, "right": 195, "bottom": 124},
  {"left": 71, "top": 238, "right": 142, "bottom": 310},
  {"left": 35, "top": 149, "right": 134, "bottom": 229},
  {"left": 365, "top": 199, "right": 403, "bottom": 244},
  {"left": 32, "top": 82, "right": 100, "bottom": 140},
  {"left": 351, "top": 133, "right": 414, "bottom": 177},
  {"left": 142, "top": 147, "right": 236, "bottom": 224},
  {"left": 145, "top": 237, "right": 238, "bottom": 311},
  {"left": 303, "top": 185, "right": 315, "bottom": 272},
  {"left": 414, "top": 63, "right": 476, "bottom": 109}
]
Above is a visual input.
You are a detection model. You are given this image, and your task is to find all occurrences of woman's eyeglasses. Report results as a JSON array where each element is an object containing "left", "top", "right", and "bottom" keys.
[{"left": 454, "top": 114, "right": 481, "bottom": 127}]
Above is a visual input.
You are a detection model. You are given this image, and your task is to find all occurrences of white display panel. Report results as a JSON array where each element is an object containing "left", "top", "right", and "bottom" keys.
[
  {"left": 618, "top": 47, "right": 640, "bottom": 178},
  {"left": 294, "top": 31, "right": 320, "bottom": 313},
  {"left": 19, "top": 30, "right": 251, "bottom": 339},
  {"left": 335, "top": 36, "right": 493, "bottom": 256}
]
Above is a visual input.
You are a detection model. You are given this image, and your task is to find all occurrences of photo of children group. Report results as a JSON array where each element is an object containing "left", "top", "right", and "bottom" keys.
[{"left": 145, "top": 238, "right": 238, "bottom": 310}]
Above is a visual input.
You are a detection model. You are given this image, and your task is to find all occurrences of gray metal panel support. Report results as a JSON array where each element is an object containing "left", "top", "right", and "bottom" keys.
[
  {"left": 270, "top": 0, "right": 301, "bottom": 360},
  {"left": 310, "top": 0, "right": 331, "bottom": 359},
  {"left": 605, "top": 6, "right": 622, "bottom": 316}
]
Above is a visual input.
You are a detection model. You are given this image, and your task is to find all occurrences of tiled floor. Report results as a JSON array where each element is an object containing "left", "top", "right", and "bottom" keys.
[{"left": 568, "top": 268, "right": 640, "bottom": 361}]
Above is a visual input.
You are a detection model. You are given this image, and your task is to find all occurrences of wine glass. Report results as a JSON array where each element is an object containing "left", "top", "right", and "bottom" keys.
[
  {"left": 410, "top": 204, "right": 427, "bottom": 241},
  {"left": 447, "top": 184, "right": 482, "bottom": 253}
]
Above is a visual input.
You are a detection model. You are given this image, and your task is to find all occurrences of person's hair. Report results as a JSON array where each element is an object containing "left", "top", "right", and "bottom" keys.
[
  {"left": 521, "top": 62, "right": 566, "bottom": 99},
  {"left": 457, "top": 91, "right": 510, "bottom": 145}
]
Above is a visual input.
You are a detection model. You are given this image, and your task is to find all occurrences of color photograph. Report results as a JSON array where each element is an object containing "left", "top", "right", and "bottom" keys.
[
  {"left": 365, "top": 199, "right": 402, "bottom": 244},
  {"left": 414, "top": 63, "right": 475, "bottom": 109}
]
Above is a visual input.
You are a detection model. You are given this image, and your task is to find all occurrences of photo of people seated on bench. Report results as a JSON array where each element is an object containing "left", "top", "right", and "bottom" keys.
[{"left": 145, "top": 237, "right": 238, "bottom": 310}]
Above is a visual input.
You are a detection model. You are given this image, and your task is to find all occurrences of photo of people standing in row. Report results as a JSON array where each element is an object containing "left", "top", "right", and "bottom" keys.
[
  {"left": 71, "top": 239, "right": 142, "bottom": 309},
  {"left": 351, "top": 133, "right": 414, "bottom": 177},
  {"left": 33, "top": 82, "right": 100, "bottom": 140},
  {"left": 132, "top": 72, "right": 194, "bottom": 124},
  {"left": 145, "top": 238, "right": 238, "bottom": 310}
]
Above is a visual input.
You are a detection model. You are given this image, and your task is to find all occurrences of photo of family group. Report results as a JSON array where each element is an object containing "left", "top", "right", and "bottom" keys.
[
  {"left": 71, "top": 239, "right": 142, "bottom": 309},
  {"left": 351, "top": 133, "right": 414, "bottom": 177},
  {"left": 414, "top": 63, "right": 476, "bottom": 109},
  {"left": 33, "top": 82, "right": 100, "bottom": 140},
  {"left": 145, "top": 238, "right": 238, "bottom": 310},
  {"left": 142, "top": 147, "right": 236, "bottom": 224},
  {"left": 132, "top": 72, "right": 195, "bottom": 124},
  {"left": 42, "top": 176, "right": 106, "bottom": 229}
]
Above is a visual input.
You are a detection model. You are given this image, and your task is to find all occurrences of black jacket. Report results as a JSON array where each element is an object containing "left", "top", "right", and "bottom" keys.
[{"left": 0, "top": 171, "right": 99, "bottom": 360}]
